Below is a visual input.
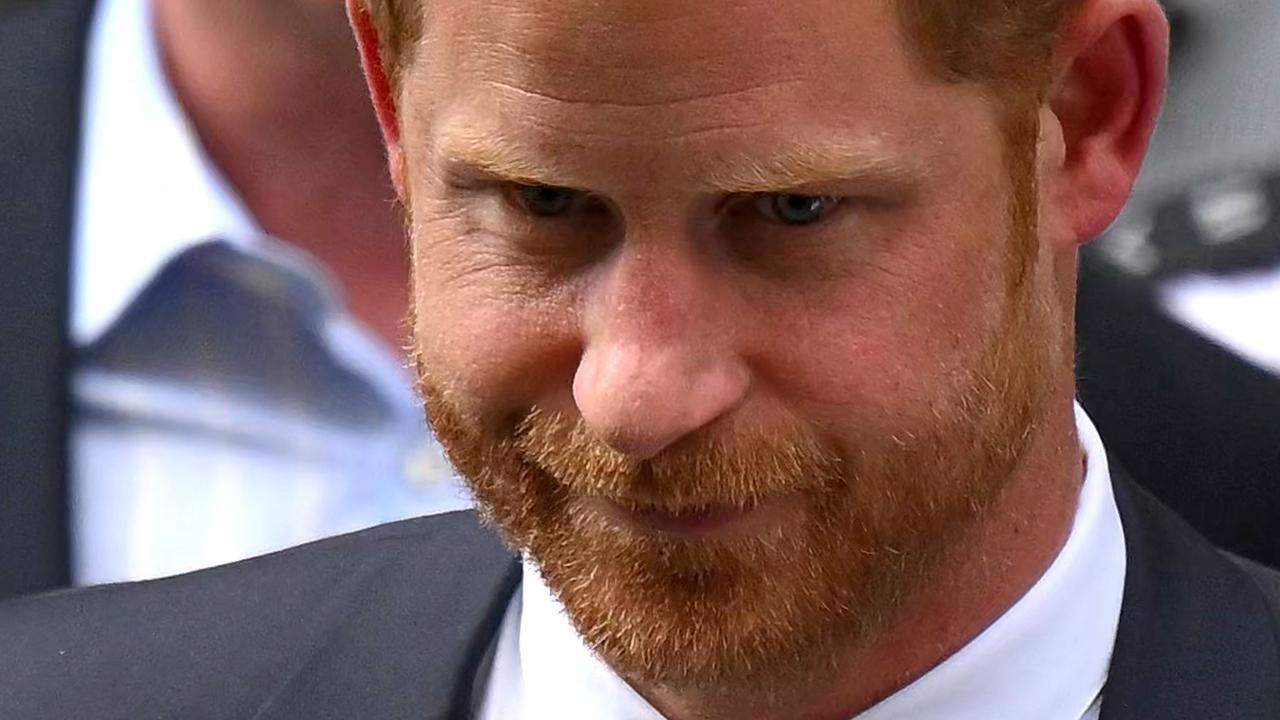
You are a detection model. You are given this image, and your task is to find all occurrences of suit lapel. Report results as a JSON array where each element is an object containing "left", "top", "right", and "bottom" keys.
[
  {"left": 252, "top": 516, "right": 521, "bottom": 720},
  {"left": 0, "top": 0, "right": 95, "bottom": 599},
  {"left": 1101, "top": 472, "right": 1280, "bottom": 719}
]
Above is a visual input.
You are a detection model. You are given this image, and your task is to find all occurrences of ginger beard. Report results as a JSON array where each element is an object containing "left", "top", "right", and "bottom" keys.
[{"left": 411, "top": 143, "right": 1058, "bottom": 699}]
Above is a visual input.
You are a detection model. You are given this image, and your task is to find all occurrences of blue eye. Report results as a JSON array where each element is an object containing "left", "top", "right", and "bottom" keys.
[
  {"left": 754, "top": 194, "right": 838, "bottom": 226},
  {"left": 511, "top": 184, "right": 581, "bottom": 217}
]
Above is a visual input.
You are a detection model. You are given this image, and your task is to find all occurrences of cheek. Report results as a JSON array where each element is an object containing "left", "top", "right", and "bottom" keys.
[
  {"left": 755, "top": 190, "right": 1012, "bottom": 436},
  {"left": 410, "top": 210, "right": 583, "bottom": 427}
]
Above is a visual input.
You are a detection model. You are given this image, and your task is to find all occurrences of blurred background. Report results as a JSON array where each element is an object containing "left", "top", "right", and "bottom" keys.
[
  {"left": 1, "top": 0, "right": 472, "bottom": 601},
  {"left": 1078, "top": 0, "right": 1280, "bottom": 570},
  {"left": 0, "top": 0, "right": 1276, "bottom": 602},
  {"left": 1129, "top": 1, "right": 1280, "bottom": 208}
]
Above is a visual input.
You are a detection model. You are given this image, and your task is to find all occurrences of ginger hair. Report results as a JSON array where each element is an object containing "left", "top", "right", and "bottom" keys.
[{"left": 361, "top": 0, "right": 1081, "bottom": 111}]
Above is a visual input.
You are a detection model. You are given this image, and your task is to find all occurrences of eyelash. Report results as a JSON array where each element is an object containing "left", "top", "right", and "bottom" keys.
[
  {"left": 502, "top": 184, "right": 597, "bottom": 218},
  {"left": 729, "top": 193, "right": 847, "bottom": 227},
  {"left": 497, "top": 183, "right": 848, "bottom": 226}
]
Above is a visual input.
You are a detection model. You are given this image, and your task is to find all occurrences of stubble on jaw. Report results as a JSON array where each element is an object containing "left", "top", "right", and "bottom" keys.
[{"left": 412, "top": 275, "right": 1055, "bottom": 707}]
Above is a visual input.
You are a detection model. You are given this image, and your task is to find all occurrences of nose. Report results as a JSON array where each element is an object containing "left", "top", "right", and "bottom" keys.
[{"left": 573, "top": 242, "right": 750, "bottom": 459}]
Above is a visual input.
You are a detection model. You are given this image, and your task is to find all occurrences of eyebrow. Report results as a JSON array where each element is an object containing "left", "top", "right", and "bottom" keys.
[
  {"left": 434, "top": 126, "right": 583, "bottom": 189},
  {"left": 697, "top": 143, "right": 925, "bottom": 195},
  {"left": 435, "top": 129, "right": 925, "bottom": 196}
]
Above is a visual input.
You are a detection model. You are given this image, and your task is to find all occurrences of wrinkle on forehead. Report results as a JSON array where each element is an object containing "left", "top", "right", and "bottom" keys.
[
  {"left": 420, "top": 0, "right": 905, "bottom": 108},
  {"left": 402, "top": 0, "right": 992, "bottom": 203}
]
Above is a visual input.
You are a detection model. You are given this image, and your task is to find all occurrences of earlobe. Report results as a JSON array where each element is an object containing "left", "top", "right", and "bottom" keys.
[
  {"left": 346, "top": 0, "right": 407, "bottom": 199},
  {"left": 1047, "top": 0, "right": 1169, "bottom": 243}
]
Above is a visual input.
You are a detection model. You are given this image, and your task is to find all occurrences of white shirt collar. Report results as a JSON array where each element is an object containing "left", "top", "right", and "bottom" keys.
[
  {"left": 480, "top": 403, "right": 1127, "bottom": 720},
  {"left": 72, "top": 0, "right": 259, "bottom": 346}
]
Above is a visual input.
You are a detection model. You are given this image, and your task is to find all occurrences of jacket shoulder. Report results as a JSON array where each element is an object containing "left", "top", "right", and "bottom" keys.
[
  {"left": 1103, "top": 475, "right": 1280, "bottom": 718},
  {"left": 0, "top": 511, "right": 517, "bottom": 720}
]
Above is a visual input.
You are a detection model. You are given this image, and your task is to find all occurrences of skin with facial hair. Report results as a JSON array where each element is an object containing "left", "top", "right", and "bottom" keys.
[
  {"left": 349, "top": 0, "right": 1170, "bottom": 717},
  {"left": 417, "top": 271, "right": 1057, "bottom": 701}
]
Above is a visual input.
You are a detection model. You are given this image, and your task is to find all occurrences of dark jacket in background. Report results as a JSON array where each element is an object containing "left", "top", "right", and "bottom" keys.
[
  {"left": 0, "top": 0, "right": 91, "bottom": 600},
  {"left": 1078, "top": 234, "right": 1280, "bottom": 568}
]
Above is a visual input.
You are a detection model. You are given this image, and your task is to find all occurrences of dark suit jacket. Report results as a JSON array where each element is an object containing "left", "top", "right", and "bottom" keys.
[{"left": 1, "top": 476, "right": 1279, "bottom": 719}]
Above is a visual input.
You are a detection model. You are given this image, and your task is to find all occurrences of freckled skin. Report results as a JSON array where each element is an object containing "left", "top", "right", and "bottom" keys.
[{"left": 351, "top": 0, "right": 1170, "bottom": 717}]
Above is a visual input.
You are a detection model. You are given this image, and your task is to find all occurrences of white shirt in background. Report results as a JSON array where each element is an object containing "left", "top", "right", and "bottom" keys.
[{"left": 70, "top": 0, "right": 469, "bottom": 586}]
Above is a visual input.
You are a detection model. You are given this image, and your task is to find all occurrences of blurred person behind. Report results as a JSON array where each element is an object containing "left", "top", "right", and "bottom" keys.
[
  {"left": 1077, "top": 0, "right": 1280, "bottom": 567},
  {"left": 0, "top": 0, "right": 468, "bottom": 599}
]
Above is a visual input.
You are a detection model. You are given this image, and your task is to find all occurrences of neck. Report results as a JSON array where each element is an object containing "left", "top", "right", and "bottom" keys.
[
  {"left": 152, "top": 0, "right": 408, "bottom": 348},
  {"left": 644, "top": 395, "right": 1086, "bottom": 720}
]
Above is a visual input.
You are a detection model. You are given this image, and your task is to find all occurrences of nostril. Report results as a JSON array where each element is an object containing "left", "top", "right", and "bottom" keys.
[{"left": 594, "top": 423, "right": 672, "bottom": 461}]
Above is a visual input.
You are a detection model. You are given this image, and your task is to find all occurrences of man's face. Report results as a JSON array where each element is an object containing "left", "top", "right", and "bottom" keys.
[{"left": 400, "top": 0, "right": 1065, "bottom": 695}]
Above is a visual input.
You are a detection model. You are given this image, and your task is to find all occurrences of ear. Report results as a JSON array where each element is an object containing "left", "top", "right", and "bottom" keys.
[
  {"left": 346, "top": 0, "right": 407, "bottom": 199},
  {"left": 1044, "top": 0, "right": 1169, "bottom": 244}
]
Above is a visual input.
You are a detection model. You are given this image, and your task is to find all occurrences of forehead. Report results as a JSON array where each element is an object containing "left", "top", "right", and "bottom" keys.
[
  {"left": 427, "top": 0, "right": 903, "bottom": 87},
  {"left": 404, "top": 0, "right": 992, "bottom": 190}
]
